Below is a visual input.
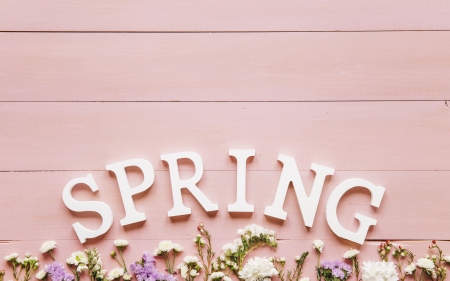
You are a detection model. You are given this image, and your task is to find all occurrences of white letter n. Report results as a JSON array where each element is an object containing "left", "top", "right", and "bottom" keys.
[{"left": 264, "top": 154, "right": 334, "bottom": 227}]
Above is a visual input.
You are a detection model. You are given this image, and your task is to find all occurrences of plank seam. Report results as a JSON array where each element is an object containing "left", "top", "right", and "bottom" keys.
[
  {"left": 1, "top": 30, "right": 450, "bottom": 33},
  {"left": 0, "top": 100, "right": 447, "bottom": 103}
]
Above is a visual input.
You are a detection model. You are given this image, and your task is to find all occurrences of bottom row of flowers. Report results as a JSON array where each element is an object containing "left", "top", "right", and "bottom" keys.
[{"left": 2, "top": 223, "right": 450, "bottom": 281}]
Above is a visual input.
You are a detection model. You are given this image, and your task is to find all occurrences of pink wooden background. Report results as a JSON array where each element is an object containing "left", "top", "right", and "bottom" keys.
[{"left": 1, "top": 2, "right": 450, "bottom": 281}]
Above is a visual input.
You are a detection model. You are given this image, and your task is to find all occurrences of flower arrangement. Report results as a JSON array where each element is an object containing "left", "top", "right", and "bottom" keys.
[{"left": 3, "top": 225, "right": 450, "bottom": 281}]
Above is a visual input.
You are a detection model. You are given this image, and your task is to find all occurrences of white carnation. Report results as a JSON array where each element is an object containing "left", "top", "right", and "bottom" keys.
[
  {"left": 70, "top": 251, "right": 88, "bottom": 265},
  {"left": 208, "top": 272, "right": 225, "bottom": 281},
  {"left": 312, "top": 240, "right": 324, "bottom": 253},
  {"left": 238, "top": 257, "right": 278, "bottom": 281},
  {"left": 4, "top": 253, "right": 18, "bottom": 261},
  {"left": 361, "top": 261, "right": 399, "bottom": 281},
  {"left": 173, "top": 243, "right": 183, "bottom": 253},
  {"left": 180, "top": 265, "right": 189, "bottom": 278},
  {"left": 417, "top": 258, "right": 435, "bottom": 270},
  {"left": 404, "top": 263, "right": 416, "bottom": 275},
  {"left": 183, "top": 255, "right": 200, "bottom": 264},
  {"left": 39, "top": 241, "right": 57, "bottom": 253},
  {"left": 299, "top": 278, "right": 309, "bottom": 281},
  {"left": 159, "top": 240, "right": 174, "bottom": 252},
  {"left": 190, "top": 269, "right": 199, "bottom": 277},
  {"left": 123, "top": 273, "right": 131, "bottom": 281},
  {"left": 113, "top": 239, "right": 129, "bottom": 247},
  {"left": 36, "top": 270, "right": 47, "bottom": 280},
  {"left": 222, "top": 243, "right": 238, "bottom": 254},
  {"left": 343, "top": 249, "right": 360, "bottom": 259},
  {"left": 223, "top": 276, "right": 232, "bottom": 281},
  {"left": 107, "top": 267, "right": 125, "bottom": 281}
]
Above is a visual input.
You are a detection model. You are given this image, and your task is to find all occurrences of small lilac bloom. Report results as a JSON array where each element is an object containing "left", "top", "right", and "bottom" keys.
[{"left": 45, "top": 262, "right": 75, "bottom": 281}]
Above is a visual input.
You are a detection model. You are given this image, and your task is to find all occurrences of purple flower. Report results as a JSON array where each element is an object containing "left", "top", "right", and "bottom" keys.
[
  {"left": 45, "top": 262, "right": 74, "bottom": 281},
  {"left": 319, "top": 260, "right": 352, "bottom": 281},
  {"left": 129, "top": 252, "right": 175, "bottom": 281}
]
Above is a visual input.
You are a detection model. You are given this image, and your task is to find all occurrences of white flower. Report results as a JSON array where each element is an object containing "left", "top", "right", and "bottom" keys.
[
  {"left": 417, "top": 258, "right": 435, "bottom": 270},
  {"left": 39, "top": 241, "right": 57, "bottom": 253},
  {"left": 4, "top": 253, "right": 18, "bottom": 261},
  {"left": 312, "top": 240, "right": 324, "bottom": 253},
  {"left": 343, "top": 249, "right": 360, "bottom": 259},
  {"left": 443, "top": 256, "right": 450, "bottom": 263},
  {"left": 299, "top": 278, "right": 309, "bottom": 281},
  {"left": 361, "top": 261, "right": 399, "bottom": 281},
  {"left": 158, "top": 240, "right": 174, "bottom": 252},
  {"left": 405, "top": 263, "right": 416, "bottom": 275},
  {"left": 77, "top": 265, "right": 88, "bottom": 272},
  {"left": 238, "top": 257, "right": 278, "bottom": 281},
  {"left": 190, "top": 269, "right": 199, "bottom": 277},
  {"left": 36, "top": 270, "right": 47, "bottom": 280},
  {"left": 222, "top": 243, "right": 238, "bottom": 254},
  {"left": 123, "top": 273, "right": 131, "bottom": 281},
  {"left": 208, "top": 272, "right": 225, "bottom": 281},
  {"left": 114, "top": 239, "right": 129, "bottom": 248},
  {"left": 223, "top": 277, "right": 232, "bottom": 281},
  {"left": 180, "top": 265, "right": 189, "bottom": 278},
  {"left": 107, "top": 267, "right": 125, "bottom": 281},
  {"left": 279, "top": 257, "right": 285, "bottom": 262},
  {"left": 237, "top": 229, "right": 245, "bottom": 235},
  {"left": 153, "top": 248, "right": 162, "bottom": 256},
  {"left": 173, "top": 243, "right": 183, "bottom": 253},
  {"left": 295, "top": 255, "right": 301, "bottom": 261},
  {"left": 70, "top": 251, "right": 88, "bottom": 265},
  {"left": 183, "top": 255, "right": 199, "bottom": 264}
]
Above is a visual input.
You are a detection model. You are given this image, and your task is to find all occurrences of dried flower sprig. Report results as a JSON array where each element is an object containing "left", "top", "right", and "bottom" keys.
[
  {"left": 0, "top": 269, "right": 5, "bottom": 281},
  {"left": 85, "top": 248, "right": 107, "bottom": 281},
  {"left": 378, "top": 240, "right": 414, "bottom": 281},
  {"left": 273, "top": 252, "right": 309, "bottom": 281},
  {"left": 194, "top": 222, "right": 217, "bottom": 281}
]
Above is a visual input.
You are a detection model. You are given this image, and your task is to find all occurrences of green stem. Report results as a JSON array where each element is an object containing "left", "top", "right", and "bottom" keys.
[
  {"left": 118, "top": 249, "right": 127, "bottom": 272},
  {"left": 49, "top": 251, "right": 55, "bottom": 261}
]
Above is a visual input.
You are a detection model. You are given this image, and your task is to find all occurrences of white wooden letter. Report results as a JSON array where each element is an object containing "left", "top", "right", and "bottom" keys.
[
  {"left": 62, "top": 174, "right": 113, "bottom": 243},
  {"left": 326, "top": 178, "right": 385, "bottom": 245},
  {"left": 106, "top": 159, "right": 155, "bottom": 226},
  {"left": 264, "top": 155, "right": 334, "bottom": 226},
  {"left": 228, "top": 149, "right": 255, "bottom": 213},
  {"left": 161, "top": 151, "right": 219, "bottom": 217}
]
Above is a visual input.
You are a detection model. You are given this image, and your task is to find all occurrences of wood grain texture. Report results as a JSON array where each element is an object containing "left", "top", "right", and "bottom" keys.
[
  {"left": 1, "top": 1, "right": 450, "bottom": 32},
  {"left": 0, "top": 170, "right": 449, "bottom": 241},
  {"left": 0, "top": 101, "right": 449, "bottom": 171},
  {"left": 1, "top": 32, "right": 450, "bottom": 101}
]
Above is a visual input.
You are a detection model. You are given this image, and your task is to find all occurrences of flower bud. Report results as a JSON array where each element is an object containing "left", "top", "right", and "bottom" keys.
[
  {"left": 110, "top": 251, "right": 116, "bottom": 257},
  {"left": 433, "top": 240, "right": 437, "bottom": 244},
  {"left": 0, "top": 270, "right": 5, "bottom": 275}
]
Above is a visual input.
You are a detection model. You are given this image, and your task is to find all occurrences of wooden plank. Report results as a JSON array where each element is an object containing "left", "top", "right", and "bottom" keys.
[
  {"left": 1, "top": 239, "right": 446, "bottom": 281},
  {"left": 0, "top": 171, "right": 449, "bottom": 241},
  {"left": 1, "top": 1, "right": 450, "bottom": 32},
  {"left": 0, "top": 102, "right": 449, "bottom": 171},
  {"left": 1, "top": 32, "right": 450, "bottom": 101}
]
